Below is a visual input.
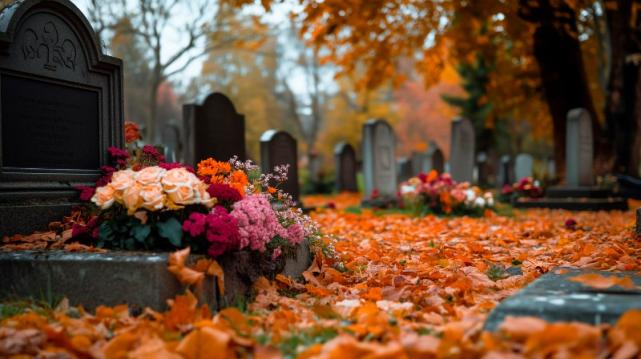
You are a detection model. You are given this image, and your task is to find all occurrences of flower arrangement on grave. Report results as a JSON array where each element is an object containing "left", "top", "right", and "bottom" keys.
[
  {"left": 72, "top": 123, "right": 319, "bottom": 260},
  {"left": 500, "top": 177, "right": 544, "bottom": 202},
  {"left": 398, "top": 170, "right": 494, "bottom": 216}
]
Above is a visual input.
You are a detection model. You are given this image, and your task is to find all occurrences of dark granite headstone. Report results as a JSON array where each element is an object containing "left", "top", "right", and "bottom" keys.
[
  {"left": 334, "top": 142, "right": 358, "bottom": 192},
  {"left": 260, "top": 129, "right": 299, "bottom": 203},
  {"left": 426, "top": 141, "right": 444, "bottom": 173},
  {"left": 183, "top": 92, "right": 246, "bottom": 166},
  {"left": 450, "top": 117, "right": 475, "bottom": 182},
  {"left": 0, "top": 0, "right": 123, "bottom": 236},
  {"left": 497, "top": 155, "right": 514, "bottom": 187},
  {"left": 485, "top": 267, "right": 641, "bottom": 331},
  {"left": 397, "top": 157, "right": 412, "bottom": 183},
  {"left": 476, "top": 152, "right": 489, "bottom": 186}
]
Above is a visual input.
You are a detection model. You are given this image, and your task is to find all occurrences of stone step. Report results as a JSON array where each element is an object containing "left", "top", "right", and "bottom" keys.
[
  {"left": 484, "top": 267, "right": 641, "bottom": 331},
  {"left": 0, "top": 241, "right": 312, "bottom": 312},
  {"left": 513, "top": 197, "right": 628, "bottom": 211}
]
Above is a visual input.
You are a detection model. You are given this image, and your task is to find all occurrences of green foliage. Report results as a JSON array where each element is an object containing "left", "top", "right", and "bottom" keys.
[
  {"left": 486, "top": 264, "right": 508, "bottom": 281},
  {"left": 276, "top": 328, "right": 339, "bottom": 359},
  {"left": 156, "top": 217, "right": 183, "bottom": 247}
]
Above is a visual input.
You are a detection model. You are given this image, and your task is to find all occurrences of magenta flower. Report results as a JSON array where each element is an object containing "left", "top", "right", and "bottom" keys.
[
  {"left": 182, "top": 212, "right": 207, "bottom": 237},
  {"left": 230, "top": 194, "right": 286, "bottom": 252},
  {"left": 208, "top": 183, "right": 242, "bottom": 204},
  {"left": 204, "top": 206, "right": 240, "bottom": 257}
]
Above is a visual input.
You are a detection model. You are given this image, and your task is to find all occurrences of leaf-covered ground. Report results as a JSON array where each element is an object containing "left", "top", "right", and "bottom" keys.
[{"left": 1, "top": 194, "right": 641, "bottom": 358}]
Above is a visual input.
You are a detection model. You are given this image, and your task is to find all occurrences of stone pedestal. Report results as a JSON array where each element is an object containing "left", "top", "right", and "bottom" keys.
[{"left": 485, "top": 267, "right": 641, "bottom": 331}]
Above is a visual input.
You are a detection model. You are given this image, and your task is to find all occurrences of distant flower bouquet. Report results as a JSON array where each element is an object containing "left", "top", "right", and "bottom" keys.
[
  {"left": 501, "top": 177, "right": 544, "bottom": 202},
  {"left": 73, "top": 125, "right": 318, "bottom": 260},
  {"left": 399, "top": 170, "right": 494, "bottom": 216}
]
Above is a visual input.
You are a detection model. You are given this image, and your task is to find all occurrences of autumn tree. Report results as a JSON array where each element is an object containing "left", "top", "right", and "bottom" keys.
[{"left": 88, "top": 0, "right": 261, "bottom": 142}]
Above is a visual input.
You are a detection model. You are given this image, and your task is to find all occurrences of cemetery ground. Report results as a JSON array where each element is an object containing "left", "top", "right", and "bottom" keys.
[{"left": 1, "top": 193, "right": 641, "bottom": 358}]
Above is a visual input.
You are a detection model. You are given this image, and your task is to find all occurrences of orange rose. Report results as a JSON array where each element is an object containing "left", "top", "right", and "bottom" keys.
[
  {"left": 91, "top": 185, "right": 116, "bottom": 209},
  {"left": 122, "top": 182, "right": 143, "bottom": 213},
  {"left": 140, "top": 183, "right": 165, "bottom": 211},
  {"left": 135, "top": 166, "right": 166, "bottom": 186},
  {"left": 110, "top": 169, "right": 136, "bottom": 199},
  {"left": 162, "top": 168, "right": 198, "bottom": 207}
]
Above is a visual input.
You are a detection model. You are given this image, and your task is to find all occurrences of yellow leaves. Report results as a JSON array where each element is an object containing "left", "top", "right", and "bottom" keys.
[{"left": 568, "top": 273, "right": 637, "bottom": 290}]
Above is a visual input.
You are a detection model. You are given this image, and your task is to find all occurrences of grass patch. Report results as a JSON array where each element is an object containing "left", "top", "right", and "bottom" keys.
[
  {"left": 277, "top": 327, "right": 339, "bottom": 359},
  {"left": 0, "top": 299, "right": 56, "bottom": 320}
]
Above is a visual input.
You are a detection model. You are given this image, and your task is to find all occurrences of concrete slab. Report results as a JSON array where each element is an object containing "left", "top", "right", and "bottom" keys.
[{"left": 484, "top": 267, "right": 641, "bottom": 331}]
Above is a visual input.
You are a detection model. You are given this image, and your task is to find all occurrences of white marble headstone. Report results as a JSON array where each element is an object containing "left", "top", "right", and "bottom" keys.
[
  {"left": 566, "top": 108, "right": 593, "bottom": 187},
  {"left": 363, "top": 119, "right": 397, "bottom": 199},
  {"left": 515, "top": 153, "right": 534, "bottom": 180}
]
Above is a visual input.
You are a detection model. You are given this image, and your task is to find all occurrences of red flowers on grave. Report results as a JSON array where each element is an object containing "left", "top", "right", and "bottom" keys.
[{"left": 183, "top": 206, "right": 240, "bottom": 257}]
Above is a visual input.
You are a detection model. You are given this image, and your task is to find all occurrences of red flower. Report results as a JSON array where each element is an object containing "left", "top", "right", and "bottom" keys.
[
  {"left": 75, "top": 185, "right": 95, "bottom": 201},
  {"left": 204, "top": 206, "right": 241, "bottom": 257},
  {"left": 124, "top": 121, "right": 142, "bottom": 143},
  {"left": 207, "top": 183, "right": 242, "bottom": 204},
  {"left": 565, "top": 218, "right": 577, "bottom": 230},
  {"left": 371, "top": 189, "right": 380, "bottom": 199},
  {"left": 142, "top": 145, "right": 165, "bottom": 163},
  {"left": 71, "top": 216, "right": 100, "bottom": 239},
  {"left": 502, "top": 184, "right": 514, "bottom": 195},
  {"left": 182, "top": 212, "right": 207, "bottom": 237}
]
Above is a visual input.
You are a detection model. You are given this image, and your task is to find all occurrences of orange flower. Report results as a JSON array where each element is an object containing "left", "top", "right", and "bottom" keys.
[
  {"left": 124, "top": 121, "right": 141, "bottom": 143},
  {"left": 439, "top": 191, "right": 452, "bottom": 213},
  {"left": 197, "top": 158, "right": 231, "bottom": 180},
  {"left": 267, "top": 186, "right": 277, "bottom": 194},
  {"left": 228, "top": 170, "right": 248, "bottom": 196}
]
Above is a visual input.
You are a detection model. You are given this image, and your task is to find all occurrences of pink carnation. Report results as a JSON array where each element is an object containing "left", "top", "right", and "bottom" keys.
[
  {"left": 230, "top": 194, "right": 286, "bottom": 252},
  {"left": 284, "top": 223, "right": 304, "bottom": 245}
]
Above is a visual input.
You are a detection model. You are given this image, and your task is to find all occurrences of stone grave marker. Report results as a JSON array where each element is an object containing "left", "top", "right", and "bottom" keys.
[
  {"left": 476, "top": 152, "right": 489, "bottom": 186},
  {"left": 410, "top": 151, "right": 428, "bottom": 176},
  {"left": 308, "top": 153, "right": 323, "bottom": 182},
  {"left": 362, "top": 119, "right": 397, "bottom": 200},
  {"left": 485, "top": 267, "right": 641, "bottom": 331},
  {"left": 546, "top": 156, "right": 556, "bottom": 180},
  {"left": 160, "top": 123, "right": 181, "bottom": 163},
  {"left": 515, "top": 153, "right": 534, "bottom": 180},
  {"left": 334, "top": 142, "right": 358, "bottom": 192},
  {"left": 397, "top": 157, "right": 412, "bottom": 183},
  {"left": 183, "top": 92, "right": 246, "bottom": 166},
  {"left": 260, "top": 130, "right": 299, "bottom": 203},
  {"left": 566, "top": 108, "right": 593, "bottom": 187},
  {"left": 0, "top": 0, "right": 123, "bottom": 236},
  {"left": 450, "top": 118, "right": 475, "bottom": 183},
  {"left": 497, "top": 155, "right": 514, "bottom": 187},
  {"left": 637, "top": 208, "right": 641, "bottom": 235},
  {"left": 426, "top": 141, "right": 444, "bottom": 173}
]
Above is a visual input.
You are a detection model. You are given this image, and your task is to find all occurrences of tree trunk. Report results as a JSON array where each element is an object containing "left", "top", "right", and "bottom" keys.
[
  {"left": 519, "top": 0, "right": 600, "bottom": 181},
  {"left": 605, "top": 0, "right": 641, "bottom": 177},
  {"left": 148, "top": 80, "right": 160, "bottom": 143}
]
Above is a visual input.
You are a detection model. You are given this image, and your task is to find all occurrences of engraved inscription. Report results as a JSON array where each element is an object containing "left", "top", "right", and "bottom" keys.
[
  {"left": 23, "top": 21, "right": 77, "bottom": 71},
  {"left": 2, "top": 75, "right": 99, "bottom": 169}
]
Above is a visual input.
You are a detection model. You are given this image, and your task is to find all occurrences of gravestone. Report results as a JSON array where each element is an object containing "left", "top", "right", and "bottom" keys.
[
  {"left": 515, "top": 153, "right": 534, "bottom": 180},
  {"left": 497, "top": 155, "right": 514, "bottom": 187},
  {"left": 450, "top": 118, "right": 475, "bottom": 183},
  {"left": 426, "top": 141, "right": 445, "bottom": 173},
  {"left": 566, "top": 108, "right": 593, "bottom": 187},
  {"left": 183, "top": 92, "right": 246, "bottom": 166},
  {"left": 637, "top": 208, "right": 641, "bottom": 235},
  {"left": 485, "top": 267, "right": 641, "bottom": 331},
  {"left": 476, "top": 152, "right": 489, "bottom": 186},
  {"left": 397, "top": 157, "right": 412, "bottom": 183},
  {"left": 0, "top": 0, "right": 123, "bottom": 236},
  {"left": 546, "top": 156, "right": 556, "bottom": 180},
  {"left": 362, "top": 119, "right": 397, "bottom": 200},
  {"left": 410, "top": 151, "right": 428, "bottom": 176},
  {"left": 334, "top": 142, "right": 358, "bottom": 192},
  {"left": 160, "top": 123, "right": 181, "bottom": 163},
  {"left": 260, "top": 130, "right": 299, "bottom": 203},
  {"left": 308, "top": 153, "right": 323, "bottom": 182}
]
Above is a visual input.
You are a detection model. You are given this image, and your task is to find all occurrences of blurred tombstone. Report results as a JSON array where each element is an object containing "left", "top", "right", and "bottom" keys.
[
  {"left": 450, "top": 118, "right": 475, "bottom": 183},
  {"left": 334, "top": 142, "right": 358, "bottom": 192},
  {"left": 183, "top": 92, "right": 246, "bottom": 166},
  {"left": 566, "top": 108, "right": 593, "bottom": 187},
  {"left": 410, "top": 151, "right": 428, "bottom": 176},
  {"left": 160, "top": 124, "right": 181, "bottom": 163},
  {"left": 260, "top": 130, "right": 299, "bottom": 203},
  {"left": 363, "top": 119, "right": 397, "bottom": 200},
  {"left": 547, "top": 156, "right": 556, "bottom": 180},
  {"left": 426, "top": 141, "right": 445, "bottom": 173},
  {"left": 397, "top": 157, "right": 413, "bottom": 183},
  {"left": 515, "top": 153, "right": 534, "bottom": 180},
  {"left": 476, "top": 152, "right": 489, "bottom": 186},
  {"left": 637, "top": 208, "right": 641, "bottom": 236},
  {"left": 308, "top": 153, "right": 323, "bottom": 183},
  {"left": 498, "top": 155, "right": 515, "bottom": 187}
]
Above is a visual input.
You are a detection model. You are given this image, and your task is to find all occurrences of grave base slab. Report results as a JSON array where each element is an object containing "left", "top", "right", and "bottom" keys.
[
  {"left": 512, "top": 197, "right": 629, "bottom": 211},
  {"left": 484, "top": 267, "right": 641, "bottom": 332},
  {"left": 0, "top": 242, "right": 313, "bottom": 312}
]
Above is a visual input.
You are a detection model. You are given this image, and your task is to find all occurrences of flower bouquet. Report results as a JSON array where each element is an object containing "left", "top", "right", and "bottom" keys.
[
  {"left": 399, "top": 170, "right": 494, "bottom": 216},
  {"left": 500, "top": 177, "right": 544, "bottom": 202},
  {"left": 72, "top": 123, "right": 318, "bottom": 261}
]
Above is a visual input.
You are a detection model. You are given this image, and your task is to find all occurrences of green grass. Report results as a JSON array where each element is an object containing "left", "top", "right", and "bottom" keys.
[
  {"left": 276, "top": 327, "right": 339, "bottom": 359},
  {"left": 0, "top": 299, "right": 57, "bottom": 321}
]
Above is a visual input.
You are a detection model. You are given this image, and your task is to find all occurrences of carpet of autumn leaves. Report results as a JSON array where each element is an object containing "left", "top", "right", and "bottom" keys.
[{"left": 2, "top": 194, "right": 641, "bottom": 358}]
